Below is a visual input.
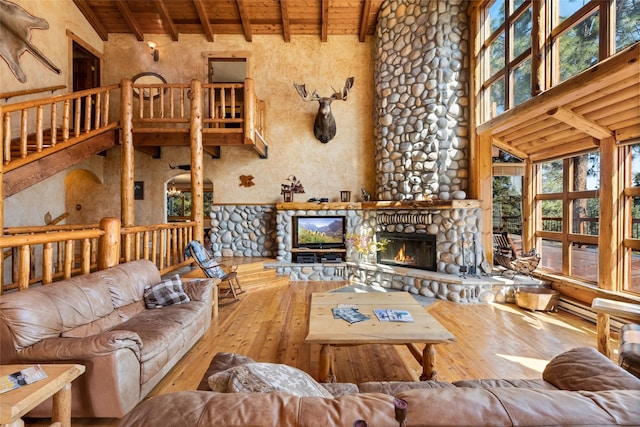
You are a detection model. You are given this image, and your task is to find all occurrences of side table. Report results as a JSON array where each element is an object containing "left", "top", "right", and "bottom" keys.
[{"left": 0, "top": 364, "right": 85, "bottom": 427}]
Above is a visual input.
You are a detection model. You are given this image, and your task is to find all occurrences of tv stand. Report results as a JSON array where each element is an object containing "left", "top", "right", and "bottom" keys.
[{"left": 291, "top": 248, "right": 346, "bottom": 263}]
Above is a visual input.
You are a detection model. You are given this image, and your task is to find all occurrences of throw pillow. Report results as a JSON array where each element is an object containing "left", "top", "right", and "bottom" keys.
[
  {"left": 542, "top": 346, "right": 640, "bottom": 391},
  {"left": 143, "top": 275, "right": 191, "bottom": 309},
  {"left": 208, "top": 362, "right": 333, "bottom": 398}
]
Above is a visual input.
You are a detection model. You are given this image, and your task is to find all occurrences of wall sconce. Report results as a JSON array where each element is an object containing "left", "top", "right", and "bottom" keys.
[{"left": 147, "top": 41, "right": 159, "bottom": 62}]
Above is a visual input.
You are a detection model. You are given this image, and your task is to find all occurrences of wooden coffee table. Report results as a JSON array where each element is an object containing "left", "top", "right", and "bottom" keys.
[{"left": 304, "top": 292, "right": 455, "bottom": 382}]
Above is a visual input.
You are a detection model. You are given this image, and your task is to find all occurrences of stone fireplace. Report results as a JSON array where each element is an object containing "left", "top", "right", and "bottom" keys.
[{"left": 377, "top": 232, "right": 437, "bottom": 271}]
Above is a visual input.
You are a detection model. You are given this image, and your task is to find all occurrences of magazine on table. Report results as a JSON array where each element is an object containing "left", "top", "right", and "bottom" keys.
[
  {"left": 0, "top": 365, "right": 48, "bottom": 394},
  {"left": 374, "top": 309, "right": 415, "bottom": 322},
  {"left": 332, "top": 305, "right": 370, "bottom": 324}
]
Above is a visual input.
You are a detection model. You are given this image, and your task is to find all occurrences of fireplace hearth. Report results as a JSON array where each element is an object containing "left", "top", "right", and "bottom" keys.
[{"left": 377, "top": 232, "right": 436, "bottom": 271}]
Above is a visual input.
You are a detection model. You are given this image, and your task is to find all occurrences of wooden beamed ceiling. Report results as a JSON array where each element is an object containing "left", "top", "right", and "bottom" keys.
[
  {"left": 479, "top": 43, "right": 640, "bottom": 162},
  {"left": 72, "top": 0, "right": 385, "bottom": 43}
]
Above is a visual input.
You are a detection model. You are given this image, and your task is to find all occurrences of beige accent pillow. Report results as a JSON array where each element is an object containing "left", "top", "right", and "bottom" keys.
[{"left": 208, "top": 362, "right": 333, "bottom": 398}]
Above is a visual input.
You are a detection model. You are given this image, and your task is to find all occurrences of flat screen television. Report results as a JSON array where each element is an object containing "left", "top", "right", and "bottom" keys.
[{"left": 293, "top": 216, "right": 346, "bottom": 249}]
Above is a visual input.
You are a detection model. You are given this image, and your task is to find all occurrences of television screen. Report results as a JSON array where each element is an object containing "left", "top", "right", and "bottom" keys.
[{"left": 294, "top": 216, "right": 345, "bottom": 249}]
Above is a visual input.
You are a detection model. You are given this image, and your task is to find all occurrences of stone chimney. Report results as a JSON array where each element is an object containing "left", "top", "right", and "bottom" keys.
[{"left": 374, "top": 0, "right": 470, "bottom": 202}]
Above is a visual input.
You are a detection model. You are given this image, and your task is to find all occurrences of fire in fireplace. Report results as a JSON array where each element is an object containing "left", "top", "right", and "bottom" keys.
[{"left": 376, "top": 232, "right": 436, "bottom": 271}]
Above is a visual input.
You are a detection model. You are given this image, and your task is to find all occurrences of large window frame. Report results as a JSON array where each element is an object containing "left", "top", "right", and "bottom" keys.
[
  {"left": 622, "top": 142, "right": 640, "bottom": 294},
  {"left": 478, "top": 0, "right": 635, "bottom": 123},
  {"left": 479, "top": 0, "right": 533, "bottom": 121},
  {"left": 534, "top": 152, "right": 600, "bottom": 284}
]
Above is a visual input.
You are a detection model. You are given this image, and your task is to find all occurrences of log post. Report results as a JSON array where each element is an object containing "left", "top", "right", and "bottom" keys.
[
  {"left": 98, "top": 217, "right": 121, "bottom": 270},
  {"left": 470, "top": 133, "right": 493, "bottom": 264},
  {"left": 244, "top": 78, "right": 256, "bottom": 145},
  {"left": 598, "top": 137, "right": 619, "bottom": 291},
  {"left": 120, "top": 79, "right": 134, "bottom": 228},
  {"left": 0, "top": 104, "right": 4, "bottom": 294},
  {"left": 190, "top": 79, "right": 204, "bottom": 243}
]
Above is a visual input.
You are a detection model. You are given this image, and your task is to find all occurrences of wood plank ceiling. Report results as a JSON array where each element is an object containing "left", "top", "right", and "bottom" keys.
[{"left": 72, "top": 0, "right": 385, "bottom": 43}]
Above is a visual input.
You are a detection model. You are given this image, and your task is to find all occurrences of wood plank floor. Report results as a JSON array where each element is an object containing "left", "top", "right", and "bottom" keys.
[{"left": 27, "top": 278, "right": 618, "bottom": 427}]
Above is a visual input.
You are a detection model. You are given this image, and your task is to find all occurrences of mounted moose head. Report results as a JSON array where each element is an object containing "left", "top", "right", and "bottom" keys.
[{"left": 293, "top": 77, "right": 354, "bottom": 143}]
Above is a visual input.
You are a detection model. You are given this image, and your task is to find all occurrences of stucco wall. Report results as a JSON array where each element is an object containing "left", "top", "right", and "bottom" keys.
[
  {"left": 102, "top": 34, "right": 376, "bottom": 224},
  {"left": 2, "top": 1, "right": 376, "bottom": 227},
  {"left": 2, "top": 0, "right": 104, "bottom": 227}
]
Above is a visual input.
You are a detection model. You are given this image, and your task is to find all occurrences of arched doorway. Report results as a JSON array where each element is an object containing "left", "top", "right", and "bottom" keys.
[{"left": 165, "top": 174, "right": 214, "bottom": 222}]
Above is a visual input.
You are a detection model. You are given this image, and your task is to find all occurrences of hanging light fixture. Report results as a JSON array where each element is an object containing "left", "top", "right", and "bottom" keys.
[{"left": 167, "top": 180, "right": 182, "bottom": 198}]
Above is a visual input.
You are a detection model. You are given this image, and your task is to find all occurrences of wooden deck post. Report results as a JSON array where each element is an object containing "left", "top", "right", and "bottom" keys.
[
  {"left": 190, "top": 80, "right": 204, "bottom": 243},
  {"left": 98, "top": 217, "right": 121, "bottom": 270}
]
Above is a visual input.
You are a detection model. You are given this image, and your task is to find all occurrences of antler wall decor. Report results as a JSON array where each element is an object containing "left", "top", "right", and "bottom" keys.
[{"left": 293, "top": 77, "right": 354, "bottom": 143}]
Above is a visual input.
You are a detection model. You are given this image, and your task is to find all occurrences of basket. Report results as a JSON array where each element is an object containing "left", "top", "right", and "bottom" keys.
[{"left": 515, "top": 288, "right": 559, "bottom": 311}]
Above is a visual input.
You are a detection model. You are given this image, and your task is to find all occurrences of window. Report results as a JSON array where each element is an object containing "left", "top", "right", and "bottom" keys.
[
  {"left": 535, "top": 152, "right": 600, "bottom": 282},
  {"left": 479, "top": 0, "right": 533, "bottom": 122},
  {"left": 477, "top": 0, "right": 638, "bottom": 123},
  {"left": 623, "top": 143, "right": 640, "bottom": 295},
  {"left": 616, "top": 0, "right": 640, "bottom": 52}
]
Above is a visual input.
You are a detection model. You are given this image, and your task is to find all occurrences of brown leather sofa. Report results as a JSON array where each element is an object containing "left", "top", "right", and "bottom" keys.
[
  {"left": 0, "top": 260, "right": 214, "bottom": 418},
  {"left": 119, "top": 347, "right": 640, "bottom": 426}
]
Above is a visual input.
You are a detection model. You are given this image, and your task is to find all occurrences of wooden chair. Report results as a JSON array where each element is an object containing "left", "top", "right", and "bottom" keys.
[
  {"left": 493, "top": 231, "right": 540, "bottom": 278},
  {"left": 185, "top": 240, "right": 243, "bottom": 300}
]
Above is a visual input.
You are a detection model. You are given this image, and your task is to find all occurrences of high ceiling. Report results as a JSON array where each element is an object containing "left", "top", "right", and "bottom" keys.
[{"left": 72, "top": 0, "right": 385, "bottom": 43}]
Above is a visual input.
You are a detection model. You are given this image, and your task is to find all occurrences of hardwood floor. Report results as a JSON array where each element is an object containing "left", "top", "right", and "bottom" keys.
[{"left": 27, "top": 277, "right": 618, "bottom": 427}]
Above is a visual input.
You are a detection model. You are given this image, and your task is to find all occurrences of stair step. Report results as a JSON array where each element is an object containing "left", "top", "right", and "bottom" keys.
[{"left": 239, "top": 274, "right": 290, "bottom": 292}]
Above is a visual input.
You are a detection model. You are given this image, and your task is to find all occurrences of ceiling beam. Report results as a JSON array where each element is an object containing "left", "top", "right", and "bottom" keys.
[
  {"left": 358, "top": 0, "right": 372, "bottom": 43},
  {"left": 193, "top": 0, "right": 215, "bottom": 42},
  {"left": 115, "top": 0, "right": 145, "bottom": 41},
  {"left": 153, "top": 0, "right": 179, "bottom": 41},
  {"left": 547, "top": 107, "right": 614, "bottom": 140},
  {"left": 529, "top": 137, "right": 597, "bottom": 162},
  {"left": 235, "top": 0, "right": 253, "bottom": 42},
  {"left": 491, "top": 137, "right": 529, "bottom": 160},
  {"left": 280, "top": 0, "right": 291, "bottom": 42},
  {"left": 73, "top": 0, "right": 108, "bottom": 41},
  {"left": 321, "top": 0, "right": 329, "bottom": 42}
]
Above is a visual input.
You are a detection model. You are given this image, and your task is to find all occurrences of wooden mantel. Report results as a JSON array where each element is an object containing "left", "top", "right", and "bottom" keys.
[{"left": 276, "top": 200, "right": 482, "bottom": 210}]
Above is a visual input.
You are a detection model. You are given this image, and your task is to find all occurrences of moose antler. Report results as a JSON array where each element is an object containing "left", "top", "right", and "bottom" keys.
[{"left": 293, "top": 77, "right": 355, "bottom": 143}]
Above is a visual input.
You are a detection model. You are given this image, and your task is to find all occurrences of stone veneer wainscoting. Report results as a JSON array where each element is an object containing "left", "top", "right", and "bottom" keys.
[{"left": 209, "top": 205, "right": 278, "bottom": 257}]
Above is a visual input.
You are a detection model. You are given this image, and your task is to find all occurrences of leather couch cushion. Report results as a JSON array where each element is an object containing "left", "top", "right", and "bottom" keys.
[
  {"left": 100, "top": 260, "right": 161, "bottom": 308},
  {"left": 119, "top": 388, "right": 640, "bottom": 427},
  {"left": 358, "top": 380, "right": 455, "bottom": 394},
  {"left": 208, "top": 363, "right": 334, "bottom": 398},
  {"left": 453, "top": 378, "right": 557, "bottom": 389},
  {"left": 0, "top": 276, "right": 115, "bottom": 348},
  {"left": 543, "top": 346, "right": 640, "bottom": 390},
  {"left": 61, "top": 310, "right": 122, "bottom": 338}
]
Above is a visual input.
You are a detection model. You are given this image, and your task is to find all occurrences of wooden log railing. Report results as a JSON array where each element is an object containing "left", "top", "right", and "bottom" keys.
[
  {"left": 1, "top": 79, "right": 268, "bottom": 174},
  {"left": 0, "top": 219, "right": 196, "bottom": 294},
  {"left": 132, "top": 80, "right": 246, "bottom": 131},
  {"left": 1, "top": 85, "right": 120, "bottom": 172}
]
